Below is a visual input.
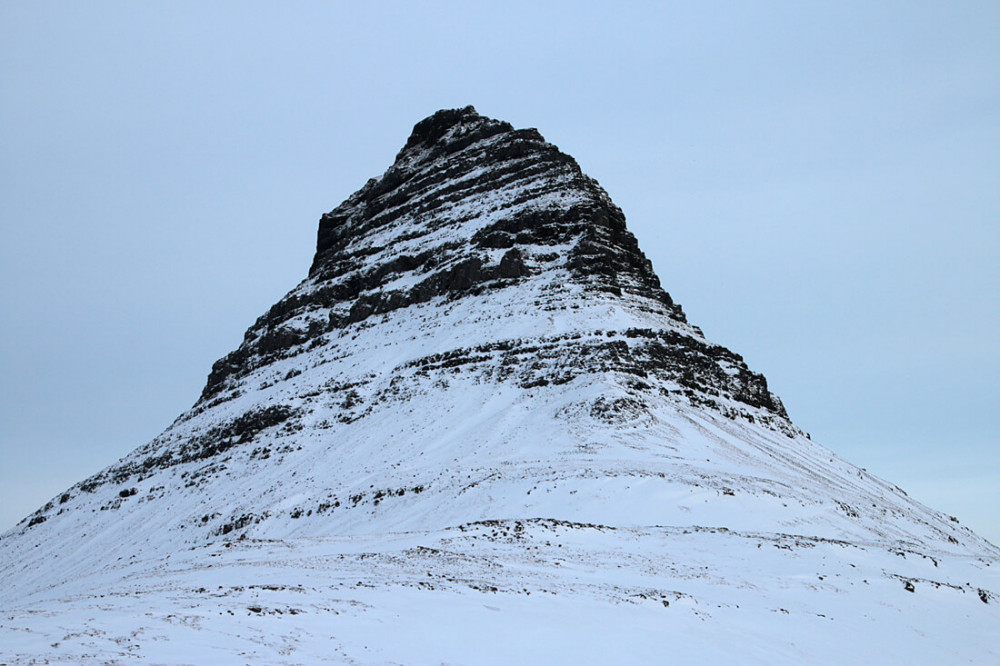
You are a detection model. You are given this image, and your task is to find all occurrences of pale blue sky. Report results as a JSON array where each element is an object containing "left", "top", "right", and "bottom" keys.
[{"left": 2, "top": 2, "right": 997, "bottom": 543}]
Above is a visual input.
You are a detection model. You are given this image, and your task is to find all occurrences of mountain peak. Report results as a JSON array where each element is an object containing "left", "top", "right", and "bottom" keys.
[
  {"left": 399, "top": 105, "right": 500, "bottom": 152},
  {"left": 192, "top": 107, "right": 719, "bottom": 414}
]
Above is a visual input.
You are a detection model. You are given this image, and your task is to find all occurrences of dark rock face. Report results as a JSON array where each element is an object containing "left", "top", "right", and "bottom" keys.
[{"left": 200, "top": 107, "right": 693, "bottom": 403}]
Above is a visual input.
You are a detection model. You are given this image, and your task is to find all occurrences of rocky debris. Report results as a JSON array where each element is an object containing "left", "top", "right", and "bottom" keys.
[{"left": 77, "top": 404, "right": 300, "bottom": 493}]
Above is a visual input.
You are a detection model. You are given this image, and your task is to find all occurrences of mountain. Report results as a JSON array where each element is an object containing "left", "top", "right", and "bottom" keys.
[{"left": 2, "top": 106, "right": 997, "bottom": 665}]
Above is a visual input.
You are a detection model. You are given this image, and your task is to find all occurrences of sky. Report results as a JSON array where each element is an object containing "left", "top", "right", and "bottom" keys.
[{"left": 1, "top": 2, "right": 997, "bottom": 544}]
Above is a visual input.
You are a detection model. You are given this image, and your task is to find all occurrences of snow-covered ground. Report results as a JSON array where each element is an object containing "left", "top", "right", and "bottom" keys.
[
  {"left": 4, "top": 370, "right": 997, "bottom": 664},
  {"left": 3, "top": 513, "right": 997, "bottom": 663}
]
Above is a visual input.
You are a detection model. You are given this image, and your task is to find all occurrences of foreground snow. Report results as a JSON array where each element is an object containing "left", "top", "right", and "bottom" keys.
[
  {"left": 3, "top": 519, "right": 998, "bottom": 664},
  {"left": 4, "top": 380, "right": 998, "bottom": 664}
]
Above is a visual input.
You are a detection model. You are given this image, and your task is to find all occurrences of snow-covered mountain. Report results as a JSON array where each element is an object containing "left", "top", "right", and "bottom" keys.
[{"left": 2, "top": 106, "right": 997, "bottom": 664}]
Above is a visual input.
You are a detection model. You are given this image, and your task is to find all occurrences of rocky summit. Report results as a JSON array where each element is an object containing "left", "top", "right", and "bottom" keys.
[{"left": 2, "top": 107, "right": 998, "bottom": 665}]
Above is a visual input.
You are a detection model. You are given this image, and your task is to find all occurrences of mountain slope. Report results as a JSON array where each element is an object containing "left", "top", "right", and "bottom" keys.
[{"left": 2, "top": 107, "right": 997, "bottom": 665}]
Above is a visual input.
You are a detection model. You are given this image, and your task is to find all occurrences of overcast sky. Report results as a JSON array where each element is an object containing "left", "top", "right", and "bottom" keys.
[{"left": 1, "top": 2, "right": 997, "bottom": 544}]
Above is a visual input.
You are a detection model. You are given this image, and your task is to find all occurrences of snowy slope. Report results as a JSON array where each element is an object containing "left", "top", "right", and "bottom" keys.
[{"left": 2, "top": 107, "right": 997, "bottom": 664}]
